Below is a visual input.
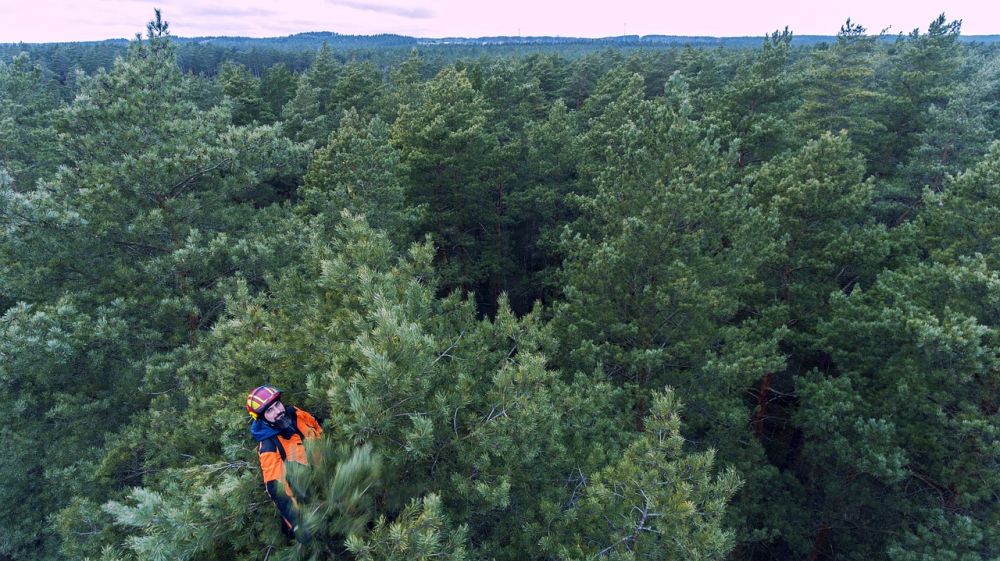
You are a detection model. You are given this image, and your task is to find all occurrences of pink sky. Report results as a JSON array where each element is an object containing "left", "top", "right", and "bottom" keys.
[{"left": 1, "top": 0, "right": 997, "bottom": 42}]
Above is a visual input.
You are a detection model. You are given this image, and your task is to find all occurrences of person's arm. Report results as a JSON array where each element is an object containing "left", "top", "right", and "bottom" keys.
[{"left": 258, "top": 441, "right": 296, "bottom": 531}]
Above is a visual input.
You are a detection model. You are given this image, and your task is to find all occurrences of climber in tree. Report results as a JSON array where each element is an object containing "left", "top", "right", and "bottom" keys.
[{"left": 246, "top": 385, "right": 323, "bottom": 539}]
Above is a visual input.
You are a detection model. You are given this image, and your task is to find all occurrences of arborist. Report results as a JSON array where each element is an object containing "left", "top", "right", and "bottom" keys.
[{"left": 246, "top": 384, "right": 323, "bottom": 539}]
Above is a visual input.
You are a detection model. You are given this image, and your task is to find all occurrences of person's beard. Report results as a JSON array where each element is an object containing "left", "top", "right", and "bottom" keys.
[{"left": 274, "top": 411, "right": 295, "bottom": 434}]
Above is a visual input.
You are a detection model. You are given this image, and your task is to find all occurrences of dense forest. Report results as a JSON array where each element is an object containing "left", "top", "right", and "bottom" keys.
[{"left": 1, "top": 10, "right": 998, "bottom": 561}]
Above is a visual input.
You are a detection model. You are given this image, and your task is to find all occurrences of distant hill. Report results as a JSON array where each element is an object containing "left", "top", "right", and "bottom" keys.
[
  {"left": 5, "top": 31, "right": 1000, "bottom": 51},
  {"left": 4, "top": 31, "right": 999, "bottom": 87}
]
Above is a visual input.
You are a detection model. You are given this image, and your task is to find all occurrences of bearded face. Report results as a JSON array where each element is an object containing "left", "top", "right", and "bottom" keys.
[{"left": 263, "top": 400, "right": 286, "bottom": 423}]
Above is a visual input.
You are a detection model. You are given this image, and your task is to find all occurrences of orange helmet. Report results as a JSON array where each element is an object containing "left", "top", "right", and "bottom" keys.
[{"left": 246, "top": 385, "right": 282, "bottom": 420}]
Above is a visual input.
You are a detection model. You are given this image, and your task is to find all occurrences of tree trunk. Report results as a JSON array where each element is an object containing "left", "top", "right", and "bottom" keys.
[
  {"left": 753, "top": 373, "right": 772, "bottom": 439},
  {"left": 806, "top": 522, "right": 831, "bottom": 561}
]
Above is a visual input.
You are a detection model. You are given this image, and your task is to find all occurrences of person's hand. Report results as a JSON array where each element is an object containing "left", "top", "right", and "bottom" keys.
[{"left": 293, "top": 525, "right": 313, "bottom": 544}]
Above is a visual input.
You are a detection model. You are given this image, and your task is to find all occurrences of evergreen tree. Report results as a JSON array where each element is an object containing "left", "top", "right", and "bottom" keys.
[
  {"left": 218, "top": 60, "right": 272, "bottom": 125},
  {"left": 346, "top": 495, "right": 469, "bottom": 561},
  {"left": 0, "top": 20, "right": 307, "bottom": 560},
  {"left": 259, "top": 63, "right": 297, "bottom": 122},
  {"left": 505, "top": 99, "right": 581, "bottom": 310},
  {"left": 391, "top": 66, "right": 505, "bottom": 311},
  {"left": 745, "top": 133, "right": 888, "bottom": 341},
  {"left": 329, "top": 60, "right": 384, "bottom": 122},
  {"left": 877, "top": 14, "right": 965, "bottom": 222},
  {"left": 695, "top": 29, "right": 802, "bottom": 169},
  {"left": 920, "top": 141, "right": 1000, "bottom": 268},
  {"left": 517, "top": 53, "right": 569, "bottom": 102},
  {"left": 792, "top": 20, "right": 894, "bottom": 174},
  {"left": 895, "top": 59, "right": 998, "bottom": 205},
  {"left": 381, "top": 48, "right": 427, "bottom": 121},
  {"left": 560, "top": 50, "right": 623, "bottom": 110},
  {"left": 476, "top": 59, "right": 551, "bottom": 313},
  {"left": 544, "top": 391, "right": 742, "bottom": 561},
  {"left": 551, "top": 75, "right": 801, "bottom": 559},
  {"left": 300, "top": 108, "right": 418, "bottom": 246},
  {"left": 797, "top": 259, "right": 1000, "bottom": 559},
  {"left": 282, "top": 42, "right": 341, "bottom": 144},
  {"left": 555, "top": 73, "right": 777, "bottom": 396},
  {"left": 92, "top": 214, "right": 644, "bottom": 561},
  {"left": 275, "top": 440, "right": 383, "bottom": 560},
  {"left": 730, "top": 133, "right": 892, "bottom": 557},
  {"left": 0, "top": 52, "right": 62, "bottom": 191}
]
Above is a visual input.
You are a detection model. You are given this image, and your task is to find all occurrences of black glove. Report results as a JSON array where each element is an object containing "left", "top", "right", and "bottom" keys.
[{"left": 294, "top": 524, "right": 313, "bottom": 545}]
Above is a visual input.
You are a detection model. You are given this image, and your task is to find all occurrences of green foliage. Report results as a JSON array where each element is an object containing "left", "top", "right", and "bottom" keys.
[
  {"left": 381, "top": 49, "right": 428, "bottom": 120},
  {"left": 391, "top": 66, "right": 504, "bottom": 305},
  {"left": 260, "top": 63, "right": 298, "bottom": 120},
  {"left": 346, "top": 494, "right": 468, "bottom": 561},
  {"left": 736, "top": 132, "right": 891, "bottom": 558},
  {"left": 0, "top": 299, "right": 143, "bottom": 559},
  {"left": 7, "top": 12, "right": 1000, "bottom": 561},
  {"left": 103, "top": 465, "right": 268, "bottom": 561},
  {"left": 277, "top": 440, "right": 383, "bottom": 560},
  {"left": 552, "top": 71, "right": 795, "bottom": 558},
  {"left": 544, "top": 390, "right": 741, "bottom": 561},
  {"left": 692, "top": 29, "right": 802, "bottom": 169},
  {"left": 218, "top": 61, "right": 273, "bottom": 125},
  {"left": 746, "top": 132, "right": 888, "bottom": 333},
  {"left": 876, "top": 14, "right": 966, "bottom": 220},
  {"left": 0, "top": 21, "right": 307, "bottom": 561},
  {"left": 920, "top": 141, "right": 1000, "bottom": 267},
  {"left": 1, "top": 32, "right": 307, "bottom": 309},
  {"left": 504, "top": 99, "right": 581, "bottom": 309},
  {"left": 0, "top": 52, "right": 62, "bottom": 191},
  {"left": 791, "top": 20, "right": 894, "bottom": 172},
  {"left": 796, "top": 259, "right": 1000, "bottom": 559},
  {"left": 894, "top": 54, "right": 999, "bottom": 197},
  {"left": 555, "top": 72, "right": 777, "bottom": 404},
  {"left": 331, "top": 60, "right": 384, "bottom": 121},
  {"left": 301, "top": 108, "right": 418, "bottom": 245},
  {"left": 282, "top": 42, "right": 341, "bottom": 144}
]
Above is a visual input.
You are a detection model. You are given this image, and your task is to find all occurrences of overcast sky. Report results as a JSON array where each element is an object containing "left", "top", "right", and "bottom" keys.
[{"left": 1, "top": 0, "right": 998, "bottom": 43}]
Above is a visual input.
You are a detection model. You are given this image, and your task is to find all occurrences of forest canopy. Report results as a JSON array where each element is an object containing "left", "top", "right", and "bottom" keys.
[{"left": 1, "top": 11, "right": 998, "bottom": 561}]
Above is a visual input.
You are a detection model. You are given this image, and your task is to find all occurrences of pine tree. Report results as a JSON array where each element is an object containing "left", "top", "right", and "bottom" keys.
[
  {"left": 329, "top": 60, "right": 384, "bottom": 123},
  {"left": 282, "top": 42, "right": 341, "bottom": 144},
  {"left": 346, "top": 494, "right": 469, "bottom": 561},
  {"left": 544, "top": 390, "right": 742, "bottom": 561},
  {"left": 218, "top": 61, "right": 272, "bottom": 125},
  {"left": 0, "top": 52, "right": 62, "bottom": 191},
  {"left": 895, "top": 58, "right": 998, "bottom": 205},
  {"left": 300, "top": 108, "right": 417, "bottom": 246},
  {"left": 735, "top": 133, "right": 891, "bottom": 557},
  {"left": 260, "top": 63, "right": 297, "bottom": 122},
  {"left": 876, "top": 14, "right": 965, "bottom": 222},
  {"left": 695, "top": 29, "right": 802, "bottom": 170},
  {"left": 0, "top": 18, "right": 308, "bottom": 560},
  {"left": 796, "top": 258, "right": 1000, "bottom": 559},
  {"left": 380, "top": 49, "right": 427, "bottom": 121},
  {"left": 93, "top": 214, "right": 641, "bottom": 561},
  {"left": 745, "top": 132, "right": 888, "bottom": 339},
  {"left": 554, "top": 73, "right": 778, "bottom": 406},
  {"left": 550, "top": 74, "right": 797, "bottom": 559},
  {"left": 391, "top": 66, "right": 504, "bottom": 310},
  {"left": 792, "top": 20, "right": 894, "bottom": 174},
  {"left": 277, "top": 440, "right": 383, "bottom": 560},
  {"left": 505, "top": 99, "right": 581, "bottom": 310}
]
